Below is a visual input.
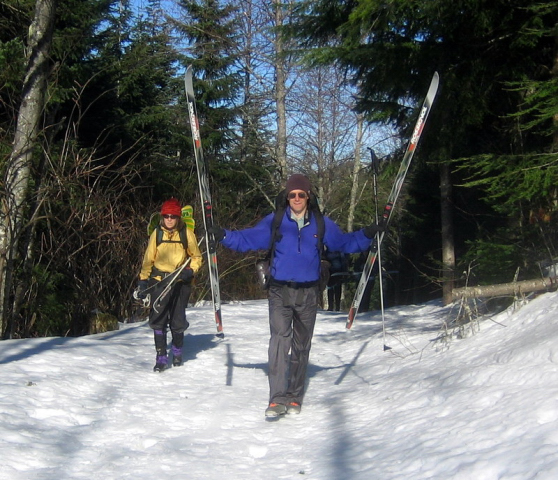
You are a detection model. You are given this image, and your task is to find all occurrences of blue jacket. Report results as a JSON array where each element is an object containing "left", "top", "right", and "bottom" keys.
[{"left": 221, "top": 208, "right": 372, "bottom": 283}]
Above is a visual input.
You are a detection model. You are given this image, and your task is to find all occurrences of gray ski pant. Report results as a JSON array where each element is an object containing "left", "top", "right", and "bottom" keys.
[{"left": 267, "top": 284, "right": 319, "bottom": 405}]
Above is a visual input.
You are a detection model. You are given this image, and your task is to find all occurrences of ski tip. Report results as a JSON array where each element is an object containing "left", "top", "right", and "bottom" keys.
[
  {"left": 185, "top": 66, "right": 194, "bottom": 93},
  {"left": 427, "top": 72, "right": 440, "bottom": 97}
]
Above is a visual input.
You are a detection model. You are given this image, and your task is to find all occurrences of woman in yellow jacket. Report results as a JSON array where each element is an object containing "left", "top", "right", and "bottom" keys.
[{"left": 138, "top": 198, "right": 202, "bottom": 372}]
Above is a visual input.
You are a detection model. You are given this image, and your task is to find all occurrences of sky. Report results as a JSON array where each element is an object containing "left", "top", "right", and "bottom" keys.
[{"left": 2, "top": 292, "right": 558, "bottom": 479}]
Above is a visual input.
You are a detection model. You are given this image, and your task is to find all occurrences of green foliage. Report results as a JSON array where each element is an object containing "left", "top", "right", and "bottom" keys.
[
  {"left": 460, "top": 240, "right": 521, "bottom": 286},
  {"left": 173, "top": 0, "right": 280, "bottom": 223},
  {"left": 457, "top": 153, "right": 558, "bottom": 215},
  {"left": 289, "top": 0, "right": 558, "bottom": 301},
  {"left": 31, "top": 266, "right": 75, "bottom": 338},
  {"left": 175, "top": 0, "right": 241, "bottom": 157},
  {"left": 4, "top": 0, "right": 558, "bottom": 335},
  {"left": 506, "top": 75, "right": 558, "bottom": 148},
  {"left": 0, "top": 0, "right": 33, "bottom": 162},
  {"left": 0, "top": 38, "right": 25, "bottom": 90},
  {"left": 2, "top": 0, "right": 194, "bottom": 338}
]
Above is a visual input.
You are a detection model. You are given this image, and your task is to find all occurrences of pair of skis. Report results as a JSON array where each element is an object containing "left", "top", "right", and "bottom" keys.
[
  {"left": 185, "top": 66, "right": 224, "bottom": 338},
  {"left": 346, "top": 72, "right": 440, "bottom": 330},
  {"left": 182, "top": 68, "right": 438, "bottom": 335}
]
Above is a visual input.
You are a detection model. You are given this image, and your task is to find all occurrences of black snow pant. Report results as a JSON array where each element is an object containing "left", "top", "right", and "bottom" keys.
[
  {"left": 148, "top": 279, "right": 191, "bottom": 355},
  {"left": 267, "top": 283, "right": 319, "bottom": 405},
  {"left": 327, "top": 277, "right": 342, "bottom": 311}
]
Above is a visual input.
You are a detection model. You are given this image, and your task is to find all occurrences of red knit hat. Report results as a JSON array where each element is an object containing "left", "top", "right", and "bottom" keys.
[{"left": 161, "top": 198, "right": 181, "bottom": 216}]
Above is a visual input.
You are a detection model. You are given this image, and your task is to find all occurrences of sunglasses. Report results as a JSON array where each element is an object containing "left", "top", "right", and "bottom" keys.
[
  {"left": 163, "top": 214, "right": 179, "bottom": 219},
  {"left": 288, "top": 192, "right": 308, "bottom": 200}
]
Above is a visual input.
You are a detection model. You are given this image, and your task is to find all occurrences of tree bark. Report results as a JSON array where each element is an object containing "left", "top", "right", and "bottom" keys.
[
  {"left": 347, "top": 114, "right": 364, "bottom": 233},
  {"left": 440, "top": 161, "right": 455, "bottom": 305},
  {"left": 0, "top": 0, "right": 57, "bottom": 337},
  {"left": 452, "top": 277, "right": 558, "bottom": 300},
  {"left": 273, "top": 0, "right": 288, "bottom": 181}
]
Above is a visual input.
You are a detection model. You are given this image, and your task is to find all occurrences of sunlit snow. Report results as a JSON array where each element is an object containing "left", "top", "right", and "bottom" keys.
[{"left": 2, "top": 292, "right": 558, "bottom": 479}]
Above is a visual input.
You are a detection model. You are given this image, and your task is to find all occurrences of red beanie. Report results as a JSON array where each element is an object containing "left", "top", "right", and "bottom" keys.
[{"left": 161, "top": 198, "right": 182, "bottom": 216}]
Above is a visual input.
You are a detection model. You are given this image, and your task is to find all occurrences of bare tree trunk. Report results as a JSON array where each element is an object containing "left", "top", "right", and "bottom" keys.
[
  {"left": 452, "top": 277, "right": 558, "bottom": 300},
  {"left": 0, "top": 0, "right": 57, "bottom": 338},
  {"left": 315, "top": 69, "right": 325, "bottom": 200},
  {"left": 347, "top": 114, "right": 364, "bottom": 233},
  {"left": 273, "top": 0, "right": 288, "bottom": 181},
  {"left": 440, "top": 161, "right": 455, "bottom": 305}
]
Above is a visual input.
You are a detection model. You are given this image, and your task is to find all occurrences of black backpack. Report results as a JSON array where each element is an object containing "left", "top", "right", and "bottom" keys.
[{"left": 155, "top": 224, "right": 188, "bottom": 251}]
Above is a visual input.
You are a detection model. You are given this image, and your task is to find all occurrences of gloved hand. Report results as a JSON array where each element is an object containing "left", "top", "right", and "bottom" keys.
[
  {"left": 136, "top": 279, "right": 149, "bottom": 299},
  {"left": 179, "top": 267, "right": 194, "bottom": 283},
  {"left": 208, "top": 225, "right": 225, "bottom": 242},
  {"left": 363, "top": 220, "right": 386, "bottom": 239}
]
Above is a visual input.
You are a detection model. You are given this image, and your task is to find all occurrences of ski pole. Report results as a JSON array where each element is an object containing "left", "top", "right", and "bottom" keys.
[{"left": 369, "top": 148, "right": 389, "bottom": 351}]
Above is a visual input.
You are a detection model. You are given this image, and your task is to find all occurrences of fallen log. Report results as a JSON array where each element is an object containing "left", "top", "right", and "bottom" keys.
[{"left": 452, "top": 277, "right": 558, "bottom": 300}]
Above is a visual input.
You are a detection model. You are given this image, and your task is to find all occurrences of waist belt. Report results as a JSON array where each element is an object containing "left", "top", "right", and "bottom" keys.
[
  {"left": 269, "top": 278, "right": 318, "bottom": 289},
  {"left": 150, "top": 267, "right": 172, "bottom": 280}
]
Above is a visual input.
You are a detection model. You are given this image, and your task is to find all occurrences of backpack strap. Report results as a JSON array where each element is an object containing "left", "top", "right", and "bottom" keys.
[
  {"left": 310, "top": 194, "right": 325, "bottom": 256},
  {"left": 155, "top": 225, "right": 188, "bottom": 251},
  {"left": 267, "top": 189, "right": 287, "bottom": 257},
  {"left": 179, "top": 227, "right": 188, "bottom": 250},
  {"left": 266, "top": 189, "right": 326, "bottom": 263},
  {"left": 308, "top": 193, "right": 329, "bottom": 290},
  {"left": 305, "top": 191, "right": 325, "bottom": 256},
  {"left": 257, "top": 191, "right": 287, "bottom": 290},
  {"left": 156, "top": 226, "right": 163, "bottom": 246}
]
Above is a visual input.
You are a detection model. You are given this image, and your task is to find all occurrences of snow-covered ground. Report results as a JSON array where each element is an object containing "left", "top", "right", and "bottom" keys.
[{"left": 2, "top": 292, "right": 558, "bottom": 479}]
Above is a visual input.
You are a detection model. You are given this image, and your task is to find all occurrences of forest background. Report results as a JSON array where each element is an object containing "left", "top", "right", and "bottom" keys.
[{"left": 0, "top": 0, "right": 557, "bottom": 339}]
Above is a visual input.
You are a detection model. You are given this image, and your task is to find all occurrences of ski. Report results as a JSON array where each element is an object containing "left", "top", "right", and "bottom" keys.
[
  {"left": 151, "top": 238, "right": 204, "bottom": 312},
  {"left": 347, "top": 72, "right": 440, "bottom": 330},
  {"left": 151, "top": 258, "right": 192, "bottom": 313},
  {"left": 133, "top": 239, "right": 203, "bottom": 310},
  {"left": 185, "top": 65, "right": 224, "bottom": 338}
]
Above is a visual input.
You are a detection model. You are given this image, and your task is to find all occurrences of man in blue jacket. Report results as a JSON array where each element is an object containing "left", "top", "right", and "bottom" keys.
[{"left": 211, "top": 174, "right": 383, "bottom": 417}]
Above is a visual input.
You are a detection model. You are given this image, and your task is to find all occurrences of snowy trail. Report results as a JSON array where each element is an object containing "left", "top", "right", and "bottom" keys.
[{"left": 2, "top": 295, "right": 558, "bottom": 479}]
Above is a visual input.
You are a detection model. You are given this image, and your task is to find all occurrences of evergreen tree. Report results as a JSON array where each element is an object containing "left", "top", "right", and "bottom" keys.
[
  {"left": 0, "top": 0, "right": 35, "bottom": 157},
  {"left": 174, "top": 0, "right": 239, "bottom": 158},
  {"left": 292, "top": 0, "right": 558, "bottom": 297},
  {"left": 1, "top": 0, "right": 190, "bottom": 337}
]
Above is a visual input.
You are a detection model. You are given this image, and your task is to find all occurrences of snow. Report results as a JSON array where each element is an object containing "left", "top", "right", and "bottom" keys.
[{"left": 2, "top": 292, "right": 558, "bottom": 479}]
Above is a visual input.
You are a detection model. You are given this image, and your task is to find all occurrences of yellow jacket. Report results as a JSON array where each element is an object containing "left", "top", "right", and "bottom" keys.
[{"left": 140, "top": 225, "right": 202, "bottom": 281}]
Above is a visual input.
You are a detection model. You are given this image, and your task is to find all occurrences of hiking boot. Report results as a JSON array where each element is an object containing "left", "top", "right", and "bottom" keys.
[
  {"left": 153, "top": 355, "right": 168, "bottom": 372},
  {"left": 286, "top": 401, "right": 301, "bottom": 415},
  {"left": 265, "top": 403, "right": 287, "bottom": 417},
  {"left": 172, "top": 346, "right": 183, "bottom": 367}
]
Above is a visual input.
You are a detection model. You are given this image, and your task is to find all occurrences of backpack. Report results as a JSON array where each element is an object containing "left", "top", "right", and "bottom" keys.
[
  {"left": 148, "top": 204, "right": 195, "bottom": 251},
  {"left": 256, "top": 190, "right": 329, "bottom": 290},
  {"left": 155, "top": 224, "right": 188, "bottom": 251}
]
